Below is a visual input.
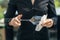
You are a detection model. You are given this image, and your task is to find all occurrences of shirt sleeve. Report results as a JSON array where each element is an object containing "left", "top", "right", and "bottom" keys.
[
  {"left": 4, "top": 0, "right": 17, "bottom": 28},
  {"left": 47, "top": 0, "right": 58, "bottom": 28}
]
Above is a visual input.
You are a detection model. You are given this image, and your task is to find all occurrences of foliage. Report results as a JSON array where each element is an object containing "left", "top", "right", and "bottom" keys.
[
  {"left": 55, "top": 0, "right": 60, "bottom": 7},
  {"left": 0, "top": 6, "right": 5, "bottom": 19}
]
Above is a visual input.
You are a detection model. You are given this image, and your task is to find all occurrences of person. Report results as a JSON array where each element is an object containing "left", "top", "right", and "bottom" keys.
[{"left": 4, "top": 0, "right": 57, "bottom": 40}]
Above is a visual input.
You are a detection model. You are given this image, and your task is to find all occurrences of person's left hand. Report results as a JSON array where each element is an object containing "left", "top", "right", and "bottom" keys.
[{"left": 41, "top": 19, "right": 54, "bottom": 28}]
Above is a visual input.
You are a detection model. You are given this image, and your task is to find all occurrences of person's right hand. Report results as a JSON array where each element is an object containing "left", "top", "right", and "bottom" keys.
[{"left": 9, "top": 14, "right": 22, "bottom": 28}]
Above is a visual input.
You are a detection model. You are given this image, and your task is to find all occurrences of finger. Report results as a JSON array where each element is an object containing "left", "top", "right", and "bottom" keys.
[
  {"left": 14, "top": 17, "right": 20, "bottom": 23},
  {"left": 44, "top": 21, "right": 52, "bottom": 26},
  {"left": 42, "top": 21, "right": 52, "bottom": 26},
  {"left": 16, "top": 14, "right": 22, "bottom": 20},
  {"left": 44, "top": 21, "right": 52, "bottom": 25},
  {"left": 14, "top": 21, "right": 21, "bottom": 27},
  {"left": 46, "top": 23, "right": 53, "bottom": 27},
  {"left": 46, "top": 19, "right": 53, "bottom": 23},
  {"left": 44, "top": 22, "right": 53, "bottom": 27},
  {"left": 48, "top": 22, "right": 52, "bottom": 25}
]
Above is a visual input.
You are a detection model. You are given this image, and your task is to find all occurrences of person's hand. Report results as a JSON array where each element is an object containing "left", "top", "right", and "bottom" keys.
[
  {"left": 41, "top": 19, "right": 54, "bottom": 28},
  {"left": 9, "top": 14, "right": 22, "bottom": 28}
]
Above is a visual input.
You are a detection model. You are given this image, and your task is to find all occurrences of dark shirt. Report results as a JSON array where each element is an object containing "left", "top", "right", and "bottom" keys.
[{"left": 4, "top": 0, "right": 57, "bottom": 40}]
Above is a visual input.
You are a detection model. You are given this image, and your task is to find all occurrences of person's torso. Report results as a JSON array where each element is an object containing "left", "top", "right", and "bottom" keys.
[
  {"left": 16, "top": 0, "right": 49, "bottom": 40},
  {"left": 16, "top": 0, "right": 49, "bottom": 19}
]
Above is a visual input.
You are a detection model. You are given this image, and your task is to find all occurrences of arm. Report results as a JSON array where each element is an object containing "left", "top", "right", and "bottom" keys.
[
  {"left": 4, "top": 0, "right": 17, "bottom": 28},
  {"left": 47, "top": 0, "right": 58, "bottom": 28}
]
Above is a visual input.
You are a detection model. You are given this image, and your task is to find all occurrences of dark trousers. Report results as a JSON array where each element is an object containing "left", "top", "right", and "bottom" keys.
[
  {"left": 5, "top": 26, "right": 14, "bottom": 40},
  {"left": 5, "top": 22, "right": 49, "bottom": 40},
  {"left": 17, "top": 21, "right": 49, "bottom": 40}
]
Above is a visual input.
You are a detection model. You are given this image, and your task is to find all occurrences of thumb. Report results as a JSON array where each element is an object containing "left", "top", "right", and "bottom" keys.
[{"left": 16, "top": 14, "right": 22, "bottom": 20}]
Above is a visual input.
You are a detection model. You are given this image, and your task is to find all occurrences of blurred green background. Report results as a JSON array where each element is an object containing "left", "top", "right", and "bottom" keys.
[
  {"left": 0, "top": 0, "right": 60, "bottom": 19},
  {"left": 0, "top": 0, "right": 8, "bottom": 19}
]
